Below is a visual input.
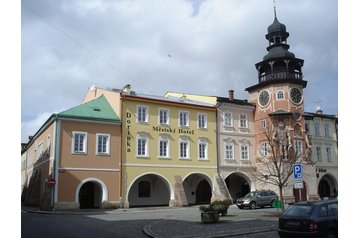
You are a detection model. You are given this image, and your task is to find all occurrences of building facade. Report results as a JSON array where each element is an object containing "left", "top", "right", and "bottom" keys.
[
  {"left": 22, "top": 9, "right": 338, "bottom": 210},
  {"left": 22, "top": 96, "right": 122, "bottom": 209},
  {"left": 83, "top": 87, "right": 229, "bottom": 208}
]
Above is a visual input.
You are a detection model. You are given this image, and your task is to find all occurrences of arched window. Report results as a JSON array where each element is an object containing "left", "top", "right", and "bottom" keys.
[{"left": 277, "top": 91, "right": 284, "bottom": 100}]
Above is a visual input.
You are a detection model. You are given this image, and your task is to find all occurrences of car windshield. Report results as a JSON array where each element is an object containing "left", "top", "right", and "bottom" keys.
[
  {"left": 283, "top": 205, "right": 314, "bottom": 217},
  {"left": 244, "top": 192, "right": 257, "bottom": 198}
]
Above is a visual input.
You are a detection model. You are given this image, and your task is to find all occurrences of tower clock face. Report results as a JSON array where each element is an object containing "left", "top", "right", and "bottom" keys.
[
  {"left": 258, "top": 90, "right": 270, "bottom": 107},
  {"left": 290, "top": 88, "right": 302, "bottom": 104}
]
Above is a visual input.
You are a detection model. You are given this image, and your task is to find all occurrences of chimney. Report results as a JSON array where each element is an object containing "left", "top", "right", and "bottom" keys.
[
  {"left": 228, "top": 90, "right": 234, "bottom": 101},
  {"left": 316, "top": 105, "right": 323, "bottom": 114}
]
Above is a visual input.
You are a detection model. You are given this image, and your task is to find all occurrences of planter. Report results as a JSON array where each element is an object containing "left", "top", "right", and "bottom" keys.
[{"left": 201, "top": 211, "right": 219, "bottom": 223}]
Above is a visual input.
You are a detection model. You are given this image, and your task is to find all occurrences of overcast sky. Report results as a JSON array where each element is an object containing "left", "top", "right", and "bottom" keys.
[{"left": 21, "top": 0, "right": 338, "bottom": 142}]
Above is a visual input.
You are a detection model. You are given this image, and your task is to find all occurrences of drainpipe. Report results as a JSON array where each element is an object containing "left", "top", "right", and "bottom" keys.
[{"left": 52, "top": 114, "right": 61, "bottom": 211}]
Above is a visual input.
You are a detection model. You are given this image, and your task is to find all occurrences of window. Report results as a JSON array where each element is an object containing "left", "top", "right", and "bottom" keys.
[
  {"left": 316, "top": 146, "right": 322, "bottom": 162},
  {"left": 261, "top": 120, "right": 266, "bottom": 128},
  {"left": 138, "top": 181, "right": 150, "bottom": 197},
  {"left": 137, "top": 106, "right": 148, "bottom": 123},
  {"left": 277, "top": 91, "right": 284, "bottom": 100},
  {"left": 159, "top": 108, "right": 169, "bottom": 125},
  {"left": 225, "top": 142, "right": 234, "bottom": 160},
  {"left": 294, "top": 140, "right": 303, "bottom": 155},
  {"left": 240, "top": 144, "right": 249, "bottom": 160},
  {"left": 37, "top": 142, "right": 43, "bottom": 159},
  {"left": 324, "top": 122, "right": 330, "bottom": 137},
  {"left": 198, "top": 140, "right": 208, "bottom": 160},
  {"left": 159, "top": 137, "right": 169, "bottom": 158},
  {"left": 96, "top": 133, "right": 110, "bottom": 155},
  {"left": 137, "top": 135, "right": 148, "bottom": 157},
  {"left": 326, "top": 147, "right": 332, "bottom": 162},
  {"left": 239, "top": 114, "right": 247, "bottom": 128},
  {"left": 315, "top": 122, "right": 320, "bottom": 136},
  {"left": 198, "top": 113, "right": 207, "bottom": 129},
  {"left": 179, "top": 111, "right": 189, "bottom": 127},
  {"left": 261, "top": 142, "right": 269, "bottom": 157},
  {"left": 224, "top": 112, "right": 233, "bottom": 127},
  {"left": 72, "top": 131, "right": 87, "bottom": 153},
  {"left": 179, "top": 139, "right": 189, "bottom": 159},
  {"left": 305, "top": 123, "right": 310, "bottom": 132}
]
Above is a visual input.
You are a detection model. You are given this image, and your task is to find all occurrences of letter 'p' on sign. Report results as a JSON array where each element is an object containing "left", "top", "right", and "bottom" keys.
[{"left": 293, "top": 164, "right": 302, "bottom": 180}]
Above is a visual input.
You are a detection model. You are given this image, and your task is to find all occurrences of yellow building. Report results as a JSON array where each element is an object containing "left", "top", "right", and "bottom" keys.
[{"left": 83, "top": 87, "right": 229, "bottom": 207}]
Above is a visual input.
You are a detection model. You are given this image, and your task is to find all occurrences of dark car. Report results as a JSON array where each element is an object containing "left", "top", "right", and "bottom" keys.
[
  {"left": 236, "top": 190, "right": 278, "bottom": 209},
  {"left": 278, "top": 199, "right": 338, "bottom": 238}
]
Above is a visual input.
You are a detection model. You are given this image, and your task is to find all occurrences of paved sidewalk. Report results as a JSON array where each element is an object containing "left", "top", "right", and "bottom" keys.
[
  {"left": 143, "top": 219, "right": 278, "bottom": 238},
  {"left": 22, "top": 205, "right": 281, "bottom": 237}
]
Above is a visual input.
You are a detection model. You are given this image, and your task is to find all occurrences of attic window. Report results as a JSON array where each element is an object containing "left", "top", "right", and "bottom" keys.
[{"left": 92, "top": 106, "right": 101, "bottom": 112}]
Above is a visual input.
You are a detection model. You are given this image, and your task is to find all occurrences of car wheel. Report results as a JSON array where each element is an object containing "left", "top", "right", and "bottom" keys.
[
  {"left": 326, "top": 230, "right": 336, "bottom": 238},
  {"left": 249, "top": 202, "right": 256, "bottom": 209}
]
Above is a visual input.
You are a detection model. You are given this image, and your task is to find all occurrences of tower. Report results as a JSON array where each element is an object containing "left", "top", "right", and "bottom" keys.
[{"left": 245, "top": 8, "right": 311, "bottom": 162}]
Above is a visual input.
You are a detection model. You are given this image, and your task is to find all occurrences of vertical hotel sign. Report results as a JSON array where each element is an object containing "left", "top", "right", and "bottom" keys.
[{"left": 126, "top": 112, "right": 132, "bottom": 152}]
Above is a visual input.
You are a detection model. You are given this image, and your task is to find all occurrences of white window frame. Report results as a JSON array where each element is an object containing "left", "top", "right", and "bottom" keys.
[
  {"left": 197, "top": 113, "right": 207, "bottom": 129},
  {"left": 224, "top": 112, "right": 233, "bottom": 127},
  {"left": 316, "top": 146, "right": 322, "bottom": 162},
  {"left": 96, "top": 133, "right": 110, "bottom": 155},
  {"left": 224, "top": 142, "right": 234, "bottom": 160},
  {"left": 72, "top": 131, "right": 87, "bottom": 154},
  {"left": 276, "top": 90, "right": 284, "bottom": 100},
  {"left": 179, "top": 138, "right": 190, "bottom": 159},
  {"left": 240, "top": 144, "right": 249, "bottom": 160},
  {"left": 198, "top": 139, "right": 208, "bottom": 160},
  {"left": 326, "top": 147, "right": 332, "bottom": 162},
  {"left": 159, "top": 108, "right": 169, "bottom": 125},
  {"left": 315, "top": 122, "right": 320, "bottom": 136},
  {"left": 137, "top": 105, "right": 149, "bottom": 123},
  {"left": 136, "top": 134, "right": 149, "bottom": 157},
  {"left": 324, "top": 122, "right": 330, "bottom": 137},
  {"left": 158, "top": 136, "right": 170, "bottom": 158},
  {"left": 37, "top": 142, "right": 44, "bottom": 159},
  {"left": 239, "top": 114, "right": 247, "bottom": 128},
  {"left": 179, "top": 111, "right": 189, "bottom": 127},
  {"left": 261, "top": 120, "right": 266, "bottom": 128},
  {"left": 261, "top": 142, "right": 269, "bottom": 157}
]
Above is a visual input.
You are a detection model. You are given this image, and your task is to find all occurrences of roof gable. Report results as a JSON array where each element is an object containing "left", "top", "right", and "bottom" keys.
[{"left": 59, "top": 95, "right": 120, "bottom": 123}]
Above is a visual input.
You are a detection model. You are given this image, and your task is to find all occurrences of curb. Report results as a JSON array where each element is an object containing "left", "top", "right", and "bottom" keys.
[{"left": 142, "top": 219, "right": 277, "bottom": 238}]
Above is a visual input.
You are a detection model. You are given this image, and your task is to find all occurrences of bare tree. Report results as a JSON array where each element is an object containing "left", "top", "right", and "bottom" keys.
[{"left": 250, "top": 126, "right": 301, "bottom": 211}]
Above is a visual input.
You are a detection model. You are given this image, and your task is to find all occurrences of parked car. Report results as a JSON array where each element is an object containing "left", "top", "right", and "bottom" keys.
[
  {"left": 236, "top": 190, "right": 278, "bottom": 209},
  {"left": 278, "top": 199, "right": 338, "bottom": 238}
]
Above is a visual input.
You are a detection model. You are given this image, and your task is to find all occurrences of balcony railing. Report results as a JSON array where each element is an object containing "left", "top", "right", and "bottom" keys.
[{"left": 259, "top": 71, "right": 302, "bottom": 83}]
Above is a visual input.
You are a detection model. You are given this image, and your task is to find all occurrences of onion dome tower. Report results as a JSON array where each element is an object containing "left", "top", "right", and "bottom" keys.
[
  {"left": 246, "top": 5, "right": 311, "bottom": 163},
  {"left": 246, "top": 8, "right": 307, "bottom": 92}
]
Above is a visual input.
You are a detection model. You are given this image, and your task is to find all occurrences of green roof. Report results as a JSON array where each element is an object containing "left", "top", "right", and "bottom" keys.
[{"left": 58, "top": 95, "right": 120, "bottom": 123}]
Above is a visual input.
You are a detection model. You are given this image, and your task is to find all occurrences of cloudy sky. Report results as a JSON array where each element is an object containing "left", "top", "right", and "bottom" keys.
[{"left": 21, "top": 0, "right": 338, "bottom": 142}]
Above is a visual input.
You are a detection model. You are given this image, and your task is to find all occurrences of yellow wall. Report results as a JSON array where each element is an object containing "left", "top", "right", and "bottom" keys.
[
  {"left": 165, "top": 92, "right": 217, "bottom": 105},
  {"left": 122, "top": 97, "right": 217, "bottom": 167}
]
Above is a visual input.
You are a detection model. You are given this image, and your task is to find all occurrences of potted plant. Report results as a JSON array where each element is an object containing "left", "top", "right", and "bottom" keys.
[
  {"left": 209, "top": 199, "right": 232, "bottom": 216},
  {"left": 199, "top": 205, "right": 220, "bottom": 223}
]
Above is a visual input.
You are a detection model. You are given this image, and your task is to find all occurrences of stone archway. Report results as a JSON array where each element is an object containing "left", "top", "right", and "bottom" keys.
[
  {"left": 127, "top": 173, "right": 171, "bottom": 207},
  {"left": 318, "top": 174, "right": 338, "bottom": 198},
  {"left": 182, "top": 173, "right": 213, "bottom": 205},
  {"left": 195, "top": 180, "right": 211, "bottom": 204},
  {"left": 75, "top": 177, "right": 108, "bottom": 209},
  {"left": 78, "top": 181, "right": 103, "bottom": 209},
  {"left": 225, "top": 172, "right": 251, "bottom": 202}
]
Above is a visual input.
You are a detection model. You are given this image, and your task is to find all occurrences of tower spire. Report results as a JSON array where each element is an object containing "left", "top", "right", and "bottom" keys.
[{"left": 273, "top": 0, "right": 277, "bottom": 18}]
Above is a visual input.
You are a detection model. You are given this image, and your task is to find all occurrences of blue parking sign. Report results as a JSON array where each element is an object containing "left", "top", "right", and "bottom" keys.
[{"left": 293, "top": 164, "right": 302, "bottom": 180}]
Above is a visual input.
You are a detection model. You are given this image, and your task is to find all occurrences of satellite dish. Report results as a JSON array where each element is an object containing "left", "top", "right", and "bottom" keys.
[{"left": 89, "top": 85, "right": 96, "bottom": 91}]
